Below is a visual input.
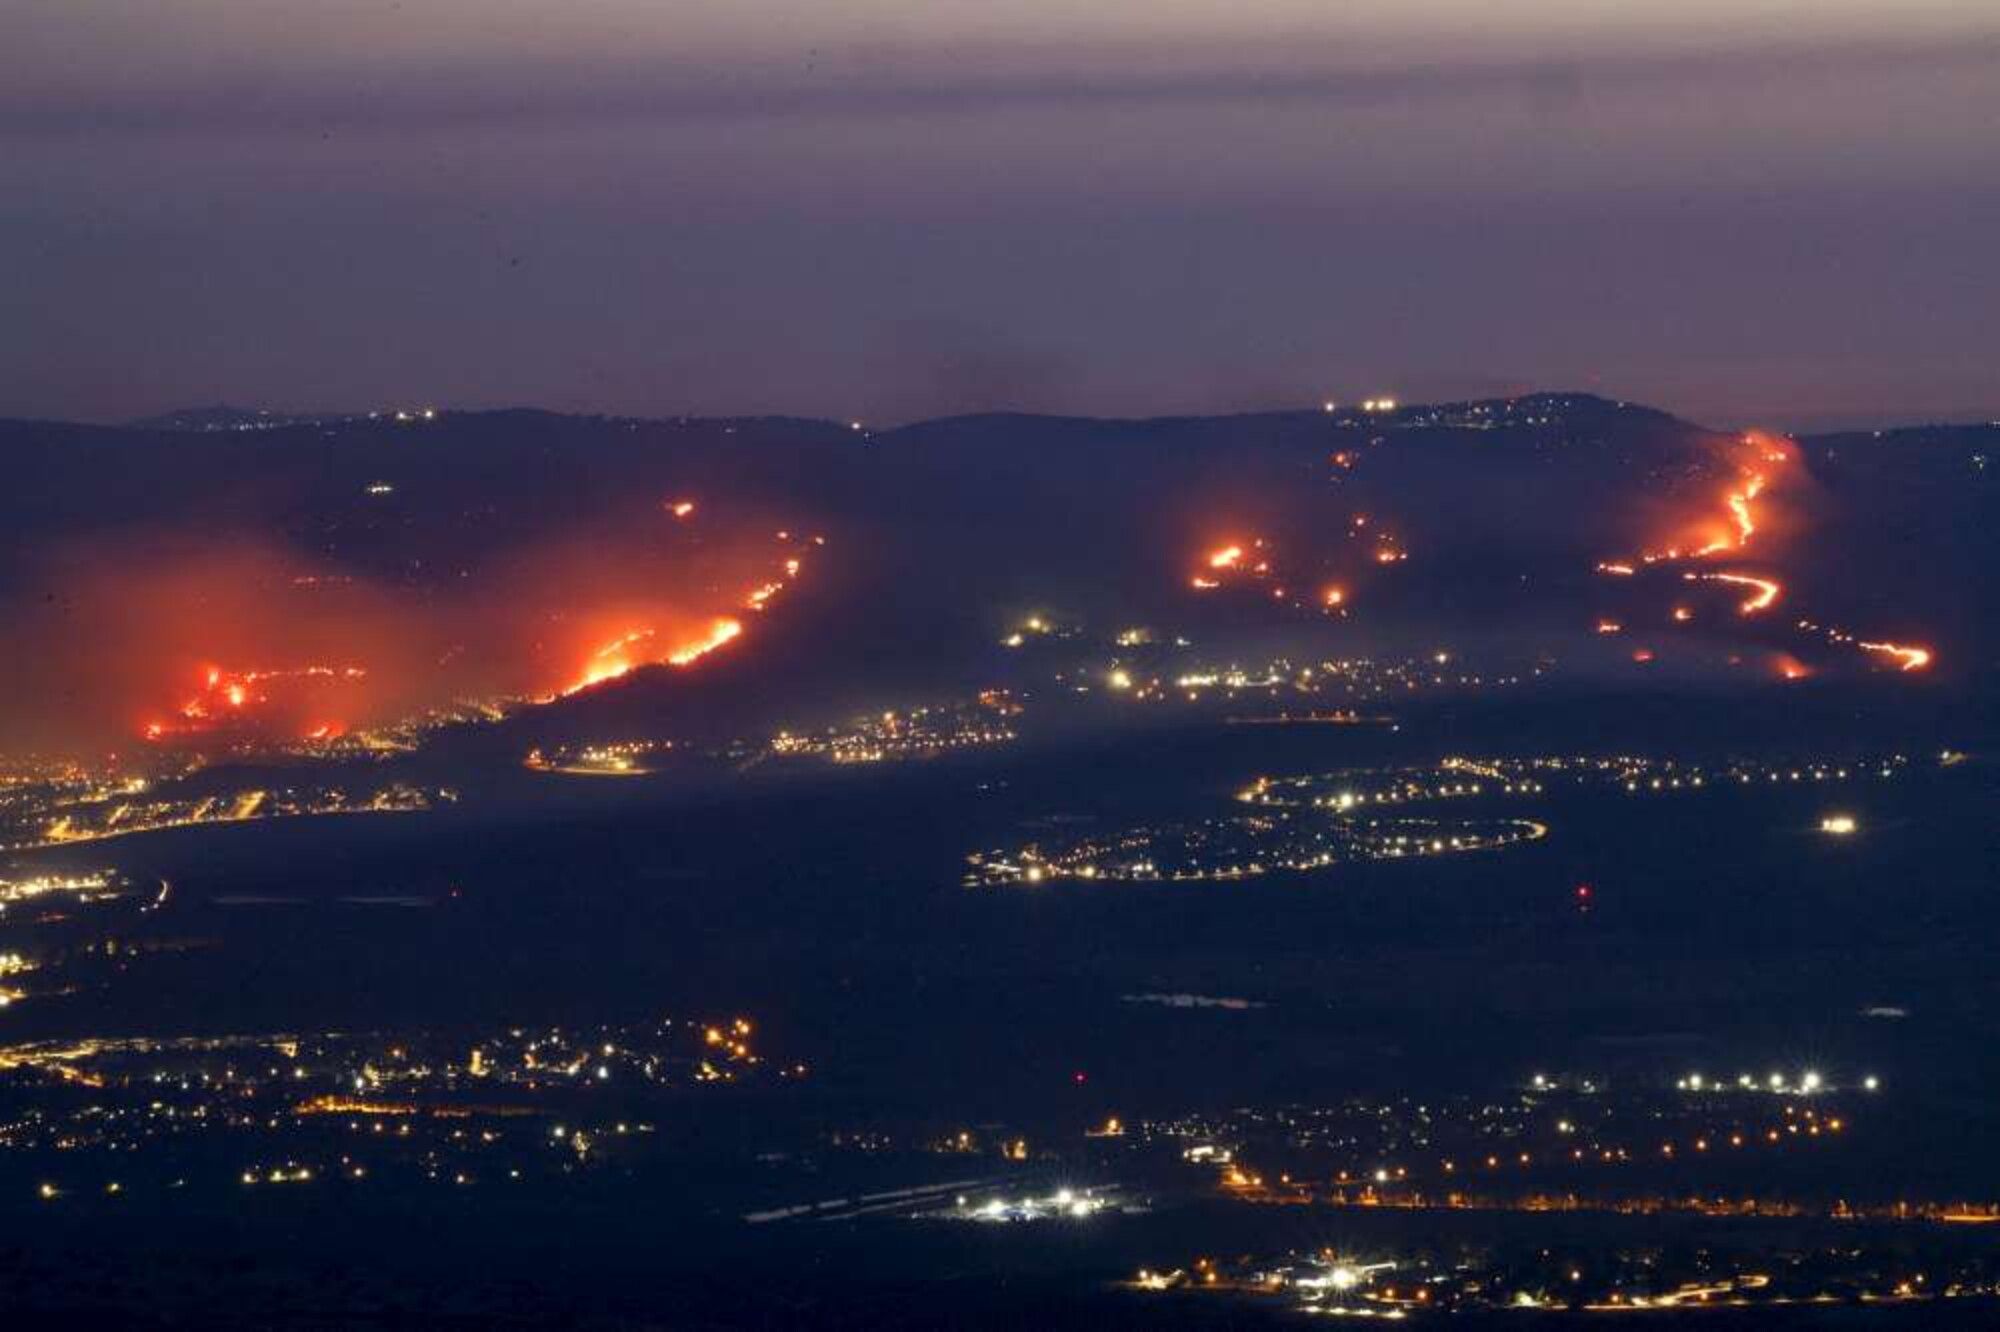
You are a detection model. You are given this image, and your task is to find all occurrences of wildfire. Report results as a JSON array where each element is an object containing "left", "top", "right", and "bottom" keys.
[
  {"left": 1726, "top": 475, "right": 1765, "bottom": 546},
  {"left": 1688, "top": 571, "right": 1780, "bottom": 615},
  {"left": 1615, "top": 433, "right": 1786, "bottom": 572},
  {"left": 563, "top": 618, "right": 744, "bottom": 696},
  {"left": 668, "top": 618, "right": 743, "bottom": 665},
  {"left": 1596, "top": 430, "right": 1935, "bottom": 681},
  {"left": 1191, "top": 538, "right": 1285, "bottom": 592},
  {"left": 1682, "top": 472, "right": 1769, "bottom": 558},
  {"left": 1857, "top": 641, "right": 1932, "bottom": 672},
  {"left": 555, "top": 523, "right": 809, "bottom": 697},
  {"left": 146, "top": 664, "right": 368, "bottom": 742}
]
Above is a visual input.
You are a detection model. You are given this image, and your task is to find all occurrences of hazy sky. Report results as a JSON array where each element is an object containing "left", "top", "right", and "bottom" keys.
[{"left": 5, "top": 2, "right": 1997, "bottom": 429}]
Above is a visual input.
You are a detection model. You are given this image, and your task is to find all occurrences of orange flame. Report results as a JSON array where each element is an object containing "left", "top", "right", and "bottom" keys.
[
  {"left": 562, "top": 617, "right": 744, "bottom": 696},
  {"left": 1857, "top": 641, "right": 1931, "bottom": 672},
  {"left": 1726, "top": 475, "right": 1765, "bottom": 546},
  {"left": 1688, "top": 571, "right": 1781, "bottom": 615},
  {"left": 1772, "top": 653, "right": 1811, "bottom": 681},
  {"left": 1594, "top": 429, "right": 1935, "bottom": 685},
  {"left": 1616, "top": 434, "right": 1787, "bottom": 572},
  {"left": 146, "top": 664, "right": 369, "bottom": 742},
  {"left": 667, "top": 618, "right": 743, "bottom": 666}
]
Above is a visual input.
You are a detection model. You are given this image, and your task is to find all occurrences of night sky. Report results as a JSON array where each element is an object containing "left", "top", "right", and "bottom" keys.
[{"left": 6, "top": 2, "right": 1997, "bottom": 429}]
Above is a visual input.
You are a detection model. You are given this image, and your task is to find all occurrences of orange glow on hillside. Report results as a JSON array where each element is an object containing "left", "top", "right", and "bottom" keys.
[
  {"left": 1689, "top": 571, "right": 1781, "bottom": 615},
  {"left": 1615, "top": 432, "right": 1790, "bottom": 573},
  {"left": 1772, "top": 653, "right": 1811, "bottom": 681},
  {"left": 1857, "top": 641, "right": 1932, "bottom": 672},
  {"left": 562, "top": 617, "right": 744, "bottom": 696},
  {"left": 145, "top": 663, "right": 369, "bottom": 743},
  {"left": 1592, "top": 429, "right": 1932, "bottom": 681},
  {"left": 1727, "top": 474, "right": 1766, "bottom": 546},
  {"left": 6, "top": 498, "right": 825, "bottom": 754},
  {"left": 1189, "top": 538, "right": 1285, "bottom": 594},
  {"left": 668, "top": 617, "right": 743, "bottom": 665}
]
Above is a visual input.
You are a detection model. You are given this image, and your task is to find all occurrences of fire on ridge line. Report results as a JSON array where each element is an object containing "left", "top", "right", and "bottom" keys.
[{"left": 560, "top": 617, "right": 744, "bottom": 697}]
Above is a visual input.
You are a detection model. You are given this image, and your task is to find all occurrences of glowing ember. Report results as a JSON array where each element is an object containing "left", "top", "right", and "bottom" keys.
[
  {"left": 667, "top": 500, "right": 696, "bottom": 518},
  {"left": 1207, "top": 545, "right": 1245, "bottom": 570}
]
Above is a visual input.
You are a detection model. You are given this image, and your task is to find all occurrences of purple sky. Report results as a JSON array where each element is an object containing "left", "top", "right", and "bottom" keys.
[{"left": 6, "top": 2, "right": 1997, "bottom": 430}]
